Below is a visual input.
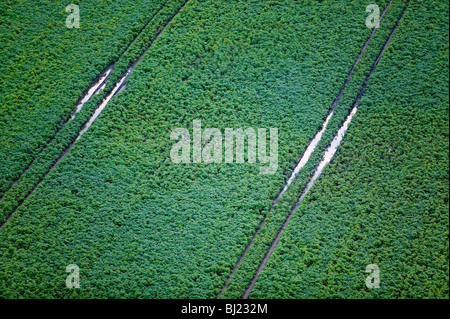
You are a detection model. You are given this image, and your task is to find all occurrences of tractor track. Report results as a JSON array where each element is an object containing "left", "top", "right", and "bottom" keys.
[
  {"left": 0, "top": 0, "right": 171, "bottom": 204},
  {"left": 242, "top": 0, "right": 411, "bottom": 299},
  {"left": 216, "top": 0, "right": 394, "bottom": 299},
  {"left": 0, "top": 66, "right": 112, "bottom": 203},
  {"left": 0, "top": 0, "right": 192, "bottom": 232}
]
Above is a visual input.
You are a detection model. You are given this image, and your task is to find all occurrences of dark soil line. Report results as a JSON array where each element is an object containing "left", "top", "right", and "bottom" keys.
[
  {"left": 241, "top": 0, "right": 411, "bottom": 299},
  {"left": 353, "top": 0, "right": 411, "bottom": 111},
  {"left": 216, "top": 1, "right": 393, "bottom": 299},
  {"left": 267, "top": 0, "right": 393, "bottom": 209},
  {"left": 113, "top": 0, "right": 192, "bottom": 95},
  {"left": 0, "top": 0, "right": 192, "bottom": 232},
  {"left": 119, "top": 0, "right": 171, "bottom": 60},
  {"left": 0, "top": 67, "right": 113, "bottom": 203},
  {"left": 0, "top": 0, "right": 172, "bottom": 204},
  {"left": 328, "top": 0, "right": 392, "bottom": 114},
  {"left": 216, "top": 216, "right": 267, "bottom": 298}
]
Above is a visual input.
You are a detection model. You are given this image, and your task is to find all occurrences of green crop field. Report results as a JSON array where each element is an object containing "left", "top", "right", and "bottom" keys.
[{"left": 0, "top": 0, "right": 448, "bottom": 301}]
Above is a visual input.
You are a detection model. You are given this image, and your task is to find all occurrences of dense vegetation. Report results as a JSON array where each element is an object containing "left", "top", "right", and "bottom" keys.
[
  {"left": 219, "top": 0, "right": 406, "bottom": 298},
  {"left": 249, "top": 0, "right": 449, "bottom": 298},
  {"left": 0, "top": 0, "right": 447, "bottom": 299},
  {"left": 0, "top": 0, "right": 395, "bottom": 298},
  {"left": 0, "top": 0, "right": 189, "bottom": 223},
  {"left": 0, "top": 0, "right": 167, "bottom": 197}
]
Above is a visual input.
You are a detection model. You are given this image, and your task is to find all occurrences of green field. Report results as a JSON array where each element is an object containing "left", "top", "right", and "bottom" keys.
[
  {"left": 0, "top": 0, "right": 169, "bottom": 197},
  {"left": 249, "top": 0, "right": 449, "bottom": 299},
  {"left": 0, "top": 0, "right": 448, "bottom": 299}
]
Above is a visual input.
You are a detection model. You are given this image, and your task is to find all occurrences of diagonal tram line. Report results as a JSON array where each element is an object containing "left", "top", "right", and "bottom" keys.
[
  {"left": 0, "top": 66, "right": 113, "bottom": 204},
  {"left": 216, "top": 0, "right": 394, "bottom": 298},
  {"left": 242, "top": 0, "right": 411, "bottom": 299},
  {"left": 0, "top": 0, "right": 193, "bottom": 232},
  {"left": 0, "top": 0, "right": 171, "bottom": 204}
]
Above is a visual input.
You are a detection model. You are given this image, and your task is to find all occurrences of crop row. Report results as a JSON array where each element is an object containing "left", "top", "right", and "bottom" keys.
[
  {"left": 219, "top": 0, "right": 400, "bottom": 299},
  {"left": 0, "top": 0, "right": 397, "bottom": 298},
  {"left": 0, "top": 0, "right": 168, "bottom": 197},
  {"left": 0, "top": 0, "right": 190, "bottom": 225},
  {"left": 249, "top": 0, "right": 449, "bottom": 298}
]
